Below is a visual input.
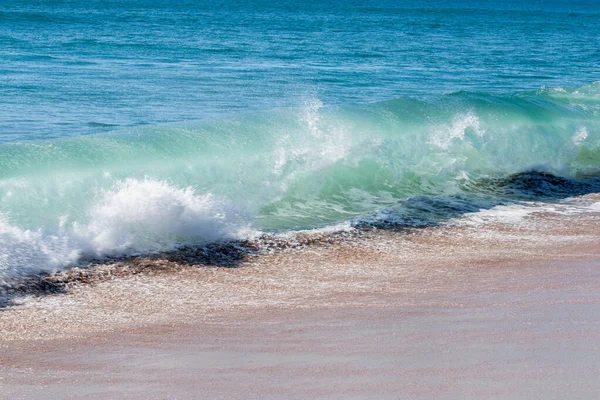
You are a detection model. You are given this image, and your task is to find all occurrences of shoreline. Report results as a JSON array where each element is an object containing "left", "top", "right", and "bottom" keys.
[{"left": 1, "top": 195, "right": 600, "bottom": 398}]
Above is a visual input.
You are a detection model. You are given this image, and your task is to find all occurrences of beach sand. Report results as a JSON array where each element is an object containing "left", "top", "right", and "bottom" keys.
[{"left": 1, "top": 196, "right": 600, "bottom": 399}]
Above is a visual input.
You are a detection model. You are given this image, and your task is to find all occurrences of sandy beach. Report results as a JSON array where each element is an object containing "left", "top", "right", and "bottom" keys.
[{"left": 1, "top": 196, "right": 600, "bottom": 399}]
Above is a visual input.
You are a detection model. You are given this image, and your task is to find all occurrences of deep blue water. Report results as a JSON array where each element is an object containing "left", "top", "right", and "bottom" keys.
[{"left": 1, "top": 0, "right": 599, "bottom": 140}]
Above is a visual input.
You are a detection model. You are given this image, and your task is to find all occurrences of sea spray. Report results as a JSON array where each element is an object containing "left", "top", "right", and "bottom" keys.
[{"left": 0, "top": 179, "right": 249, "bottom": 279}]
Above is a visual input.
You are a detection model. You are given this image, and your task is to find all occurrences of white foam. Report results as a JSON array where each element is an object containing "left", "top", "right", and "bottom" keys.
[
  {"left": 429, "top": 111, "right": 485, "bottom": 150},
  {"left": 458, "top": 198, "right": 600, "bottom": 227},
  {"left": 460, "top": 204, "right": 539, "bottom": 225},
  {"left": 271, "top": 98, "right": 351, "bottom": 192},
  {"left": 572, "top": 126, "right": 588, "bottom": 145},
  {"left": 0, "top": 179, "right": 250, "bottom": 280},
  {"left": 0, "top": 217, "right": 81, "bottom": 280},
  {"left": 275, "top": 221, "right": 354, "bottom": 239}
]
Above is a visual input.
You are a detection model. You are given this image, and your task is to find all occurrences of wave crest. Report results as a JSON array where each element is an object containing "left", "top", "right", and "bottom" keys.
[{"left": 0, "top": 179, "right": 247, "bottom": 279}]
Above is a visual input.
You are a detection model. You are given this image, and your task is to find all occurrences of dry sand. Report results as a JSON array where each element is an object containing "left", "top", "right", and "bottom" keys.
[{"left": 1, "top": 196, "right": 600, "bottom": 399}]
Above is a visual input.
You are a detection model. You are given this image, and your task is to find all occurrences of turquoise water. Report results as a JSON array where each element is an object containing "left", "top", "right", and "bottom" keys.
[{"left": 1, "top": 0, "right": 599, "bottom": 276}]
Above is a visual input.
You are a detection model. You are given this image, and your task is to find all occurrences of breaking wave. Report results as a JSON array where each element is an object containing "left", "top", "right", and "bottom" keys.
[{"left": 1, "top": 82, "right": 600, "bottom": 277}]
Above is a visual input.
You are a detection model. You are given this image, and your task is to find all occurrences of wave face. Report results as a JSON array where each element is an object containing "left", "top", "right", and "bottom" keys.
[{"left": 1, "top": 83, "right": 600, "bottom": 277}]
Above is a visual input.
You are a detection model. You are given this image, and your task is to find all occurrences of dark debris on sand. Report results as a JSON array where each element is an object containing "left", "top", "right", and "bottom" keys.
[{"left": 0, "top": 229, "right": 365, "bottom": 308}]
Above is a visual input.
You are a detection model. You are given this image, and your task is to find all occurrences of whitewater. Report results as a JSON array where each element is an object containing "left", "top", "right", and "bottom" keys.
[{"left": 0, "top": 83, "right": 599, "bottom": 279}]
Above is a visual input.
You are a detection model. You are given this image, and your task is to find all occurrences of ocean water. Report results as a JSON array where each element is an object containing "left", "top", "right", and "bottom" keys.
[{"left": 1, "top": 0, "right": 599, "bottom": 278}]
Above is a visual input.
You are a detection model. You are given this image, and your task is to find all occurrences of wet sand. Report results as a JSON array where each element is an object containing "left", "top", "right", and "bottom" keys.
[{"left": 1, "top": 197, "right": 600, "bottom": 399}]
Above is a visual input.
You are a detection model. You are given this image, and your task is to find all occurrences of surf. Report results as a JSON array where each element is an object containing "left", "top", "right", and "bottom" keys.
[{"left": 0, "top": 82, "right": 599, "bottom": 278}]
